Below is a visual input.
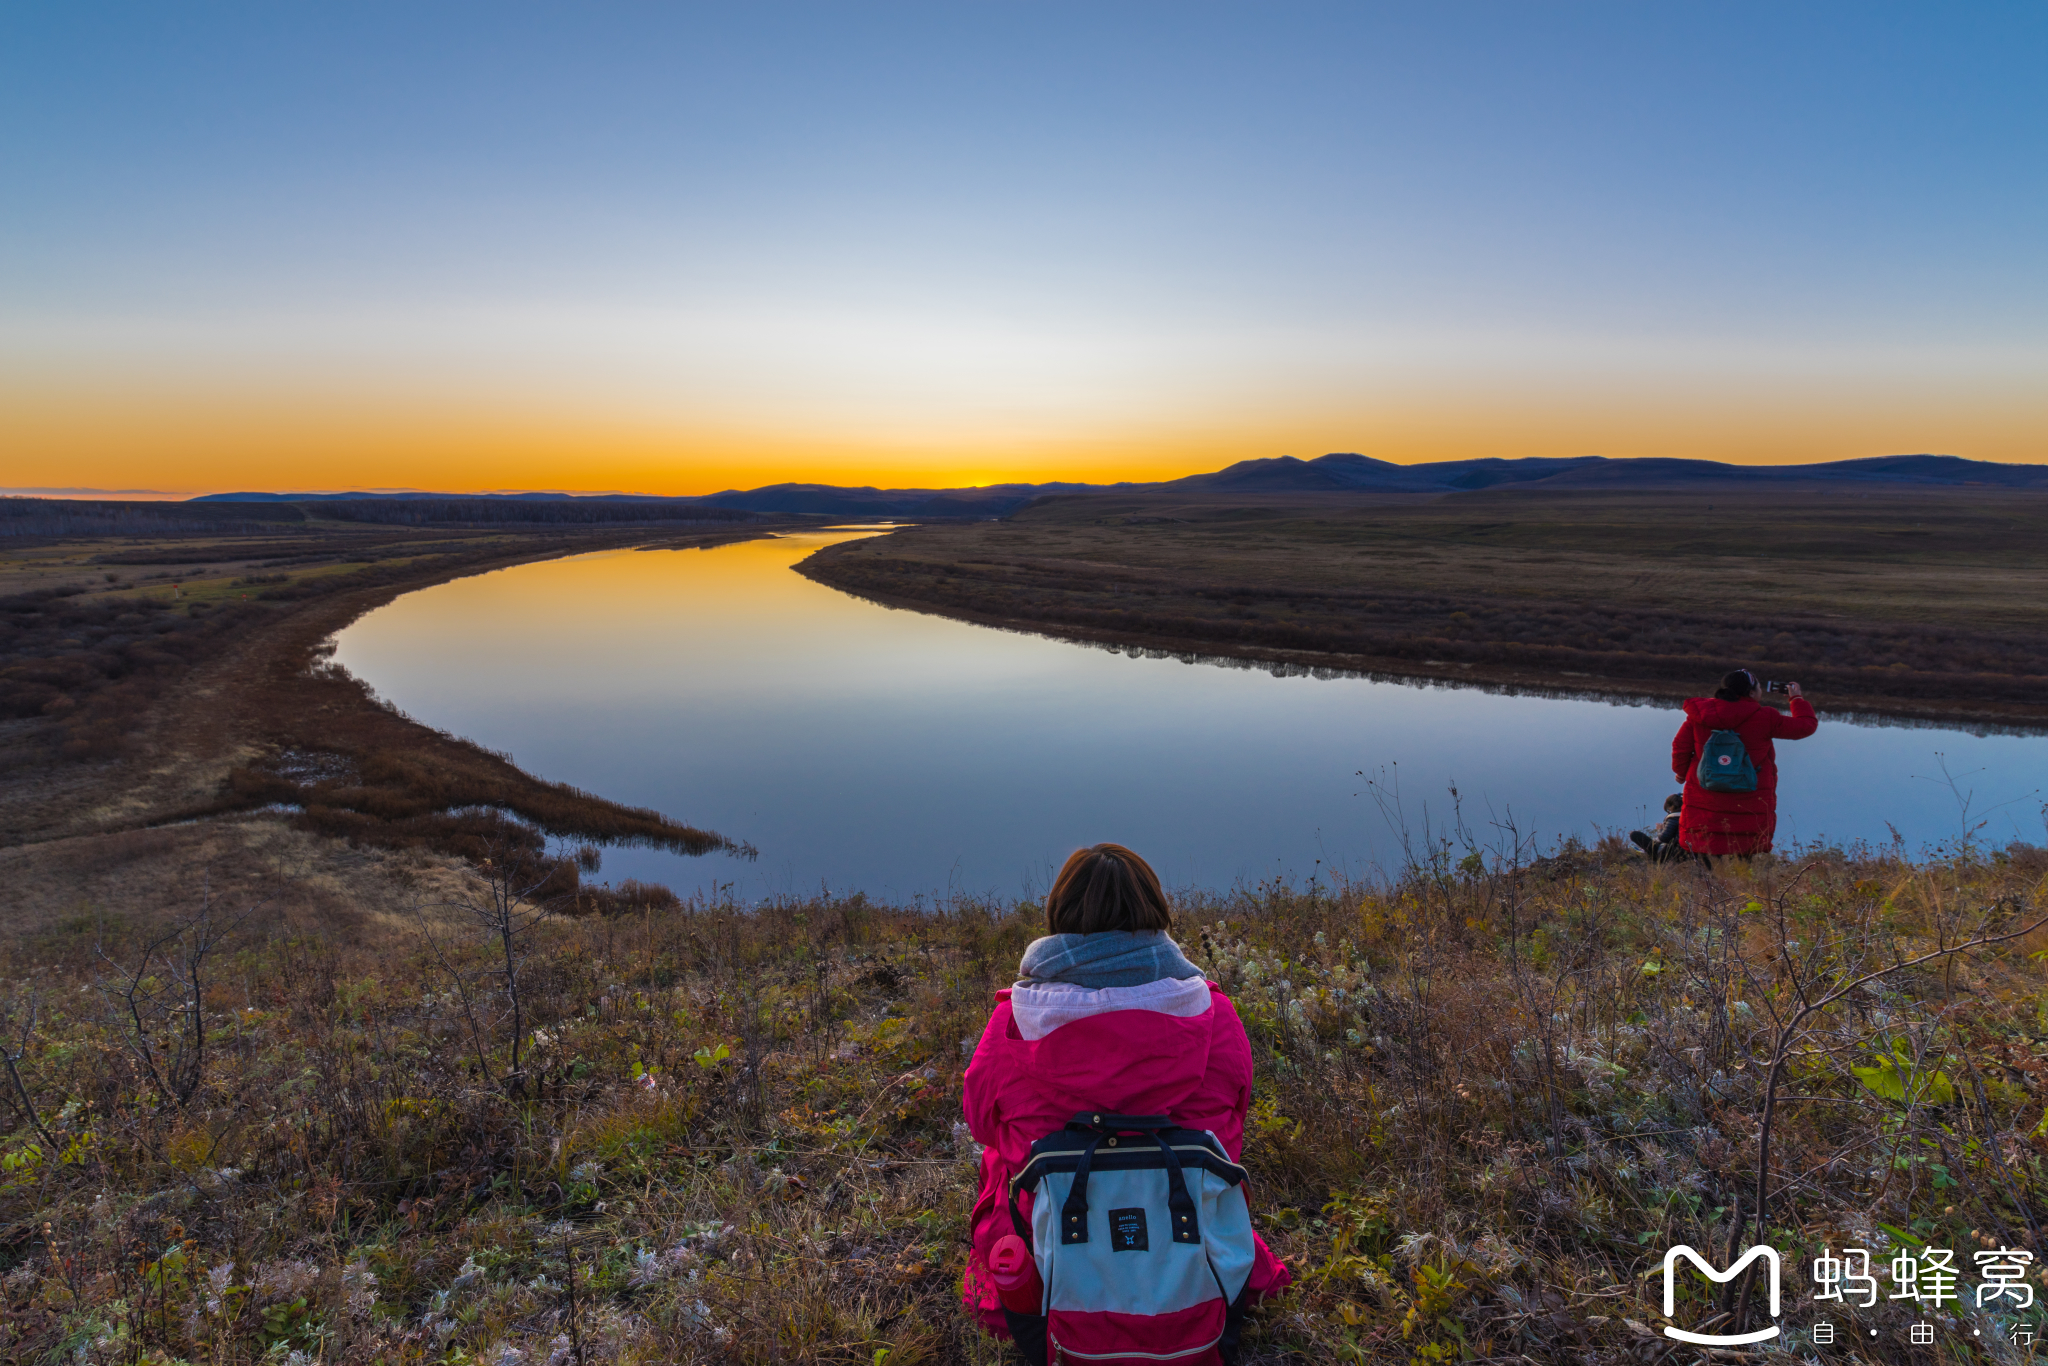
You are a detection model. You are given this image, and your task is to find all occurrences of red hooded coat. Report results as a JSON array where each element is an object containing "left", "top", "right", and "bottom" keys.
[
  {"left": 959, "top": 982, "right": 1291, "bottom": 1336},
  {"left": 1671, "top": 695, "right": 1817, "bottom": 855}
]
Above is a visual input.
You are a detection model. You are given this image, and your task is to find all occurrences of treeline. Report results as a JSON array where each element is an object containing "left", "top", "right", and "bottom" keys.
[
  {"left": 1, "top": 496, "right": 765, "bottom": 538},
  {"left": 0, "top": 498, "right": 307, "bottom": 538},
  {"left": 806, "top": 546, "right": 2048, "bottom": 711},
  {"left": 315, "top": 499, "right": 762, "bottom": 527}
]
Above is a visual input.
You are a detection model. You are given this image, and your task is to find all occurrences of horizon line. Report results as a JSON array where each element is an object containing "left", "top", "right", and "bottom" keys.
[{"left": 7, "top": 449, "right": 2024, "bottom": 503}]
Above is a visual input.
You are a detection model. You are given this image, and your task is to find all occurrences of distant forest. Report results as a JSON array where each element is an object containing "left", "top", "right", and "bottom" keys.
[{"left": 0, "top": 497, "right": 761, "bottom": 537}]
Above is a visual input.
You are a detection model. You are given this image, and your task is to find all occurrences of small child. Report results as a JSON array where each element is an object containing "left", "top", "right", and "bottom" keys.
[{"left": 1630, "top": 793, "right": 1683, "bottom": 862}]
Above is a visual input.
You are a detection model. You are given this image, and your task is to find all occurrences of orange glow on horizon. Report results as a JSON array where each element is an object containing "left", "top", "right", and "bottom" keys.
[{"left": 6, "top": 377, "right": 2044, "bottom": 497}]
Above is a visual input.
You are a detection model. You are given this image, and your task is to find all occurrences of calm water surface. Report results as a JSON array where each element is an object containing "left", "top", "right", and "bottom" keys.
[{"left": 331, "top": 531, "right": 2048, "bottom": 900}]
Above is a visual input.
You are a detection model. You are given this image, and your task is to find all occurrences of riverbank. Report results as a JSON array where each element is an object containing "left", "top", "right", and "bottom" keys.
[
  {"left": 797, "top": 486, "right": 2048, "bottom": 730},
  {"left": 0, "top": 842, "right": 2042, "bottom": 1363},
  {"left": 0, "top": 521, "right": 787, "bottom": 940}
]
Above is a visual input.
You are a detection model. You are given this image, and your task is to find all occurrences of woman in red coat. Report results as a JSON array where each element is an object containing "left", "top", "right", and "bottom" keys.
[{"left": 1671, "top": 669, "right": 1818, "bottom": 857}]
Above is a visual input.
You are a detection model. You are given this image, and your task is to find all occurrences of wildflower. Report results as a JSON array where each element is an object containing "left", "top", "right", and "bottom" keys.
[
  {"left": 342, "top": 1259, "right": 377, "bottom": 1319},
  {"left": 205, "top": 1261, "right": 234, "bottom": 1314},
  {"left": 254, "top": 1258, "right": 319, "bottom": 1300},
  {"left": 629, "top": 1248, "right": 665, "bottom": 1289}
]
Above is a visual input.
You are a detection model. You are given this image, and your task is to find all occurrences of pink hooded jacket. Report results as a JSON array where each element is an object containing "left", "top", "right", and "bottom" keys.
[{"left": 959, "top": 977, "right": 1292, "bottom": 1334}]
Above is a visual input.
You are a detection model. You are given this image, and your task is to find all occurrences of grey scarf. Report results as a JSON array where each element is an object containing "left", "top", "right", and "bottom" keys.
[{"left": 1016, "top": 930, "right": 1203, "bottom": 990}]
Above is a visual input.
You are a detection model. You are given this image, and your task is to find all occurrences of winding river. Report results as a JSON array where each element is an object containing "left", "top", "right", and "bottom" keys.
[{"left": 331, "top": 530, "right": 2048, "bottom": 901}]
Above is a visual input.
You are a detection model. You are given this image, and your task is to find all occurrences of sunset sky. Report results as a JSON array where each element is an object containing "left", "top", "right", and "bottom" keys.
[{"left": 4, "top": 3, "right": 2044, "bottom": 496}]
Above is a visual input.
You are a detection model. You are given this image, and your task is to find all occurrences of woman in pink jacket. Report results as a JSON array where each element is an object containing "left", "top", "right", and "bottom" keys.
[{"left": 960, "top": 843, "right": 1291, "bottom": 1361}]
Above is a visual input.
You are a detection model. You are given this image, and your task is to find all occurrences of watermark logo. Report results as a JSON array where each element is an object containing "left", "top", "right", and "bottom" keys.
[{"left": 1663, "top": 1244, "right": 1781, "bottom": 1346}]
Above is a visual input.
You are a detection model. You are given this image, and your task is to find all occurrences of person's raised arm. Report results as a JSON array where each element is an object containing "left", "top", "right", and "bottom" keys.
[{"left": 1772, "top": 682, "right": 1818, "bottom": 739}]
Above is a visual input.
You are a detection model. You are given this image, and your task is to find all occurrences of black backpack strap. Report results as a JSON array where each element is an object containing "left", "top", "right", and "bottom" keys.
[
  {"left": 1059, "top": 1132, "right": 1103, "bottom": 1244},
  {"left": 1147, "top": 1129, "right": 1201, "bottom": 1244}
]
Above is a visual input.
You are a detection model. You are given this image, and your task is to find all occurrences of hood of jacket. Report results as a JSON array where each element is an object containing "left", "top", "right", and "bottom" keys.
[{"left": 1685, "top": 696, "right": 1767, "bottom": 728}]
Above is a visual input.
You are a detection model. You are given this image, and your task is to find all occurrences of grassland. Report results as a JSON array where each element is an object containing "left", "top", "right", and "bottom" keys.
[
  {"left": 1, "top": 834, "right": 2044, "bottom": 1363},
  {"left": 797, "top": 487, "right": 2048, "bottom": 726},
  {"left": 4, "top": 499, "right": 2047, "bottom": 1364}
]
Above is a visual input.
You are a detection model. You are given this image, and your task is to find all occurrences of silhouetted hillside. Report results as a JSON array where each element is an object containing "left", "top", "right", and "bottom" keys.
[
  {"left": 1165, "top": 451, "right": 2048, "bottom": 495},
  {"left": 0, "top": 452, "right": 2017, "bottom": 534}
]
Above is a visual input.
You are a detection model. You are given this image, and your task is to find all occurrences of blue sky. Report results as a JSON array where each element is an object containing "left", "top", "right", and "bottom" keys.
[{"left": 4, "top": 3, "right": 2043, "bottom": 492}]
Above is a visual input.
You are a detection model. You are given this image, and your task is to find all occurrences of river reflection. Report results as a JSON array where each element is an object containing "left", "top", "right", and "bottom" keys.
[{"left": 331, "top": 531, "right": 2048, "bottom": 900}]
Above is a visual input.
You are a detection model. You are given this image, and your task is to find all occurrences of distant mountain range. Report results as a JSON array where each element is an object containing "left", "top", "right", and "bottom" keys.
[
  {"left": 189, "top": 453, "right": 2048, "bottom": 519},
  {"left": 1168, "top": 452, "right": 2048, "bottom": 494}
]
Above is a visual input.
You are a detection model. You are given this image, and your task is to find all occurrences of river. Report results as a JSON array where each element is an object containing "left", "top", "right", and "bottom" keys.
[{"left": 330, "top": 530, "right": 2048, "bottom": 901}]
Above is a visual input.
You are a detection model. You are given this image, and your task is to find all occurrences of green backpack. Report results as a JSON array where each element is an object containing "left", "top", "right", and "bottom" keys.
[{"left": 1696, "top": 729, "right": 1757, "bottom": 792}]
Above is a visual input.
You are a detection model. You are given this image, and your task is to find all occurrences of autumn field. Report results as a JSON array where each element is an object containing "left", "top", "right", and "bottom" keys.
[
  {"left": 799, "top": 487, "right": 2048, "bottom": 727},
  {"left": 3, "top": 825, "right": 2046, "bottom": 1363},
  {"left": 1, "top": 499, "right": 2046, "bottom": 1364}
]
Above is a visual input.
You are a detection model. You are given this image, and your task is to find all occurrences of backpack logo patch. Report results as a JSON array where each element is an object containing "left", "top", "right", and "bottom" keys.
[{"left": 1108, "top": 1207, "right": 1149, "bottom": 1252}]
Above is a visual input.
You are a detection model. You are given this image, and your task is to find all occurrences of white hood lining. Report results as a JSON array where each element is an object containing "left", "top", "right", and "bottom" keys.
[{"left": 1011, "top": 976, "right": 1212, "bottom": 1042}]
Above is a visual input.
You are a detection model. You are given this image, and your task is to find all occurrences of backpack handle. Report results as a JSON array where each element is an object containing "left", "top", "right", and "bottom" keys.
[
  {"left": 1058, "top": 1134, "right": 1100, "bottom": 1244},
  {"left": 1053, "top": 1126, "right": 1201, "bottom": 1247},
  {"left": 1066, "top": 1111, "right": 1172, "bottom": 1132}
]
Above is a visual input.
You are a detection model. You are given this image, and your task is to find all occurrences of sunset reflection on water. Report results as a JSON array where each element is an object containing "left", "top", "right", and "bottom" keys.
[{"left": 332, "top": 533, "right": 2048, "bottom": 902}]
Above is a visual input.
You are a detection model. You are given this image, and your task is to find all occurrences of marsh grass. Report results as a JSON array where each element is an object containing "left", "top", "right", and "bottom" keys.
[{"left": 801, "top": 488, "right": 2048, "bottom": 723}]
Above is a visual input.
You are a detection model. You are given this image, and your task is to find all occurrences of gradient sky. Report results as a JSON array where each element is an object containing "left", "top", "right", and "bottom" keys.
[{"left": 4, "top": 3, "right": 2044, "bottom": 495}]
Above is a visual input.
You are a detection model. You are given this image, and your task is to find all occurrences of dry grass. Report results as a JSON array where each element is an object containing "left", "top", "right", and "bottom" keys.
[
  {"left": 799, "top": 487, "right": 2048, "bottom": 726},
  {"left": 1, "top": 830, "right": 2043, "bottom": 1364},
  {"left": 0, "top": 525, "right": 774, "bottom": 866}
]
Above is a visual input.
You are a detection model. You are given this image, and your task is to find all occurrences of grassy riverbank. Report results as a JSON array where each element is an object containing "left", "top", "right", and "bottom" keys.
[
  {"left": 0, "top": 519, "right": 790, "bottom": 936},
  {"left": 1, "top": 834, "right": 2044, "bottom": 1364},
  {"left": 798, "top": 487, "right": 2048, "bottom": 727}
]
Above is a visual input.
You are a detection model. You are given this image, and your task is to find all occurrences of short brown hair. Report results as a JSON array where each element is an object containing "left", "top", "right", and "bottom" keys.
[{"left": 1045, "top": 843, "right": 1173, "bottom": 935}]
